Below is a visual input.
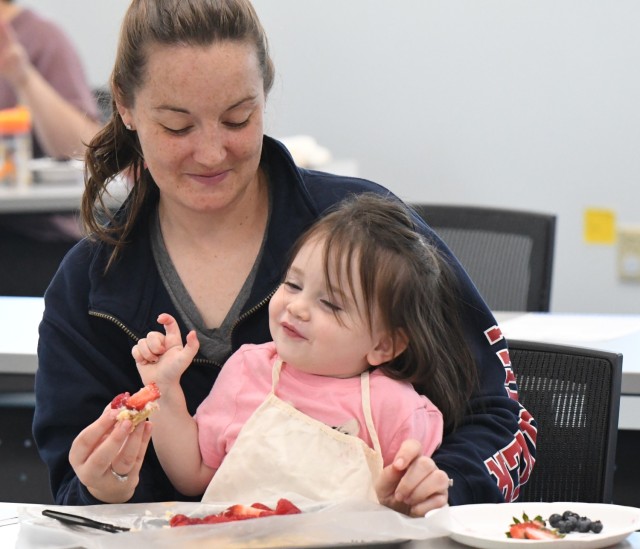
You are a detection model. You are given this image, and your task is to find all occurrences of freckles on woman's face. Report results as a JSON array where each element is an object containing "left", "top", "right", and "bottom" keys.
[{"left": 121, "top": 40, "right": 267, "bottom": 214}]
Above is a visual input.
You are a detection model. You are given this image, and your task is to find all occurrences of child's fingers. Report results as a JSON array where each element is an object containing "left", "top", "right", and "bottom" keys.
[
  {"left": 157, "top": 313, "right": 184, "bottom": 348},
  {"left": 131, "top": 332, "right": 164, "bottom": 365},
  {"left": 132, "top": 344, "right": 151, "bottom": 365},
  {"left": 145, "top": 331, "right": 166, "bottom": 355},
  {"left": 184, "top": 330, "right": 201, "bottom": 359}
]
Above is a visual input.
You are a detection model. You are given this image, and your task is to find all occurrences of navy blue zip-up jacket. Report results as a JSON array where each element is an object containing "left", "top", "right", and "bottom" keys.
[{"left": 34, "top": 136, "right": 536, "bottom": 506}]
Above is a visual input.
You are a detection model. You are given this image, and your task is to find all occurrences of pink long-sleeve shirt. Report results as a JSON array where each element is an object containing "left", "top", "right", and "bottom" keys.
[{"left": 195, "top": 342, "right": 443, "bottom": 470}]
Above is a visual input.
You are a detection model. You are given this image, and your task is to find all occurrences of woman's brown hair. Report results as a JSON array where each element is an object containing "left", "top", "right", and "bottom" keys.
[{"left": 82, "top": 0, "right": 274, "bottom": 269}]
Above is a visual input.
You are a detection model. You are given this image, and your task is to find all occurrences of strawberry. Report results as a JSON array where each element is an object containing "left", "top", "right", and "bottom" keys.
[
  {"left": 110, "top": 392, "right": 130, "bottom": 409},
  {"left": 508, "top": 522, "right": 529, "bottom": 539},
  {"left": 524, "top": 526, "right": 564, "bottom": 540},
  {"left": 507, "top": 513, "right": 563, "bottom": 540},
  {"left": 223, "top": 504, "right": 266, "bottom": 519},
  {"left": 169, "top": 514, "right": 195, "bottom": 527},
  {"left": 125, "top": 382, "right": 161, "bottom": 410},
  {"left": 250, "top": 502, "right": 273, "bottom": 512},
  {"left": 170, "top": 497, "right": 303, "bottom": 528},
  {"left": 275, "top": 498, "right": 302, "bottom": 515},
  {"left": 203, "top": 514, "right": 242, "bottom": 524}
]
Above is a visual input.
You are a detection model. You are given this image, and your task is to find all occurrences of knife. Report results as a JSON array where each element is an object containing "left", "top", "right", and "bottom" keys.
[{"left": 42, "top": 509, "right": 130, "bottom": 533}]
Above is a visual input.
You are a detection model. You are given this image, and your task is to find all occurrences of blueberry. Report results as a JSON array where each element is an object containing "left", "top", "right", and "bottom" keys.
[
  {"left": 577, "top": 517, "right": 592, "bottom": 533},
  {"left": 564, "top": 515, "right": 578, "bottom": 531},
  {"left": 591, "top": 520, "right": 603, "bottom": 534},
  {"left": 548, "top": 513, "right": 562, "bottom": 527}
]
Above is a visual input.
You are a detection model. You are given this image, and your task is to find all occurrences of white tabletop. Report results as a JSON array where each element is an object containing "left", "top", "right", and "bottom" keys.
[
  {"left": 494, "top": 312, "right": 640, "bottom": 395},
  {"left": 0, "top": 297, "right": 44, "bottom": 375},
  {"left": 0, "top": 176, "right": 128, "bottom": 214}
]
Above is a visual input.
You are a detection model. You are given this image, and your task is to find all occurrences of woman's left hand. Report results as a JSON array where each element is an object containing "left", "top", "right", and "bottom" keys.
[{"left": 375, "top": 439, "right": 451, "bottom": 517}]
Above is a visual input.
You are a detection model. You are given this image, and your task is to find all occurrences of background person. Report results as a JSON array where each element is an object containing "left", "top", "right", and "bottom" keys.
[
  {"left": 34, "top": 0, "right": 535, "bottom": 509},
  {"left": 0, "top": 0, "right": 103, "bottom": 295},
  {"left": 0, "top": 0, "right": 100, "bottom": 160}
]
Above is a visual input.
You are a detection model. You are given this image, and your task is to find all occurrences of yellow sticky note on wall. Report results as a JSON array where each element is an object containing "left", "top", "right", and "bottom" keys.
[{"left": 584, "top": 208, "right": 616, "bottom": 244}]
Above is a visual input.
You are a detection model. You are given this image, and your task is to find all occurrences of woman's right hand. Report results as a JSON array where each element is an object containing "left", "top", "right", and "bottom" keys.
[{"left": 68, "top": 405, "right": 152, "bottom": 503}]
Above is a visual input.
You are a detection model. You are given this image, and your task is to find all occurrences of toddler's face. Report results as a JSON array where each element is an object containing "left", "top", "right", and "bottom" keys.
[{"left": 268, "top": 237, "right": 386, "bottom": 378}]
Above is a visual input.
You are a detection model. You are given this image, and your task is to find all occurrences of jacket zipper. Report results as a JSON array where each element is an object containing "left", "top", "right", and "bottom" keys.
[
  {"left": 90, "top": 287, "right": 280, "bottom": 367},
  {"left": 229, "top": 287, "right": 278, "bottom": 339},
  {"left": 88, "top": 310, "right": 219, "bottom": 367}
]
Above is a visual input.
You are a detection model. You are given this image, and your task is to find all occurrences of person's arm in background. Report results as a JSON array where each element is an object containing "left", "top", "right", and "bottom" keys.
[{"left": 0, "top": 20, "right": 101, "bottom": 159}]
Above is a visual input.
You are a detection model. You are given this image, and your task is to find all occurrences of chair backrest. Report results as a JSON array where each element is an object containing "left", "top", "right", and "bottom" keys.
[
  {"left": 0, "top": 218, "right": 77, "bottom": 296},
  {"left": 508, "top": 338, "right": 622, "bottom": 503},
  {"left": 410, "top": 204, "right": 556, "bottom": 311}
]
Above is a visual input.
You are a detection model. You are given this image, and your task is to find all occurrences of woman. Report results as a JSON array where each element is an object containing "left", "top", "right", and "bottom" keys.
[{"left": 34, "top": 0, "right": 535, "bottom": 512}]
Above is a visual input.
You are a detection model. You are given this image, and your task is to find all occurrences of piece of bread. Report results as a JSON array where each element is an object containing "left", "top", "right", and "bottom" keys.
[{"left": 110, "top": 382, "right": 161, "bottom": 427}]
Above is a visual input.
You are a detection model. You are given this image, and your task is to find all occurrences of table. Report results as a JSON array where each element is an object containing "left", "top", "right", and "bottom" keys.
[
  {"left": 0, "top": 177, "right": 128, "bottom": 214},
  {"left": 3, "top": 302, "right": 640, "bottom": 427},
  {"left": 494, "top": 312, "right": 640, "bottom": 430},
  {"left": 1, "top": 502, "right": 639, "bottom": 548}
]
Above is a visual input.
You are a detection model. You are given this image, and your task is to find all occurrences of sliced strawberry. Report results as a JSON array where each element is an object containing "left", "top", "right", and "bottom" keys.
[
  {"left": 251, "top": 502, "right": 273, "bottom": 512},
  {"left": 530, "top": 516, "right": 546, "bottom": 528},
  {"left": 125, "top": 382, "right": 161, "bottom": 410},
  {"left": 169, "top": 514, "right": 196, "bottom": 527},
  {"left": 110, "top": 392, "right": 130, "bottom": 409},
  {"left": 524, "top": 526, "right": 563, "bottom": 540},
  {"left": 506, "top": 512, "right": 563, "bottom": 540},
  {"left": 203, "top": 514, "right": 240, "bottom": 524},
  {"left": 275, "top": 498, "right": 302, "bottom": 515},
  {"left": 170, "top": 498, "right": 303, "bottom": 528},
  {"left": 508, "top": 522, "right": 529, "bottom": 539},
  {"left": 223, "top": 504, "right": 265, "bottom": 519}
]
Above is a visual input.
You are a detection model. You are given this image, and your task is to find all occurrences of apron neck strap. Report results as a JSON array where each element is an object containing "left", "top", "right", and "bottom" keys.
[
  {"left": 361, "top": 370, "right": 382, "bottom": 455},
  {"left": 272, "top": 358, "right": 283, "bottom": 390},
  {"left": 272, "top": 359, "right": 382, "bottom": 456}
]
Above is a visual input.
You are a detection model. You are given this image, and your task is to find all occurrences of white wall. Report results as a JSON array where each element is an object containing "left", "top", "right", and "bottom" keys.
[{"left": 20, "top": 1, "right": 640, "bottom": 313}]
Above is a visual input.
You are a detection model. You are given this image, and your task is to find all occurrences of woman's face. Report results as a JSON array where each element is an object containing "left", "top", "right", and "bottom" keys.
[{"left": 118, "top": 40, "right": 266, "bottom": 215}]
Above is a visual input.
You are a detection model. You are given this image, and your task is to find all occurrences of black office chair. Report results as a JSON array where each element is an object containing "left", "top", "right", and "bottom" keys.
[
  {"left": 0, "top": 394, "right": 54, "bottom": 504},
  {"left": 0, "top": 216, "right": 78, "bottom": 296},
  {"left": 508, "top": 338, "right": 622, "bottom": 503},
  {"left": 411, "top": 204, "right": 556, "bottom": 311}
]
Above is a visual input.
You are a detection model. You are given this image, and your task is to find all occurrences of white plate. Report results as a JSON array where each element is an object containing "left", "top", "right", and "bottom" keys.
[{"left": 445, "top": 502, "right": 640, "bottom": 548}]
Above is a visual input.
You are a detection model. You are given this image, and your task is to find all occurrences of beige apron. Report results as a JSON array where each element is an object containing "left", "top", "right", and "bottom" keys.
[{"left": 202, "top": 359, "right": 384, "bottom": 504}]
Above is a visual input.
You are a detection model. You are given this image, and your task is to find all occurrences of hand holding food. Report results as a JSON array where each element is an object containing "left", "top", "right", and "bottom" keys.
[
  {"left": 111, "top": 382, "right": 161, "bottom": 427},
  {"left": 68, "top": 404, "right": 153, "bottom": 503}
]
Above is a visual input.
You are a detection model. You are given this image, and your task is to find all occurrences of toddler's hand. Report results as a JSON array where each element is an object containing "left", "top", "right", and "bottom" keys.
[{"left": 131, "top": 313, "right": 200, "bottom": 387}]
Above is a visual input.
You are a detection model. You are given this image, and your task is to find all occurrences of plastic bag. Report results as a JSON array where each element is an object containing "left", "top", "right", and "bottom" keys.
[{"left": 17, "top": 498, "right": 450, "bottom": 548}]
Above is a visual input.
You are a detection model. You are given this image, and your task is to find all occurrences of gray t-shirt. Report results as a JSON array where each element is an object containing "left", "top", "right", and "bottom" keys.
[{"left": 150, "top": 207, "right": 268, "bottom": 365}]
